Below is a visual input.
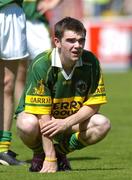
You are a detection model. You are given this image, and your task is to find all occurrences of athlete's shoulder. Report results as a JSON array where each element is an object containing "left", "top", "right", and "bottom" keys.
[
  {"left": 34, "top": 49, "right": 52, "bottom": 63},
  {"left": 30, "top": 49, "right": 52, "bottom": 71}
]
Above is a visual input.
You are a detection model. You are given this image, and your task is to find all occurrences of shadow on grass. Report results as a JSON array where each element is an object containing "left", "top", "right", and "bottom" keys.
[
  {"left": 69, "top": 156, "right": 100, "bottom": 161},
  {"left": 68, "top": 156, "right": 125, "bottom": 172},
  {"left": 72, "top": 167, "right": 125, "bottom": 172},
  {"left": 25, "top": 156, "right": 100, "bottom": 164},
  {"left": 24, "top": 156, "right": 125, "bottom": 173},
  {"left": 25, "top": 159, "right": 31, "bottom": 163}
]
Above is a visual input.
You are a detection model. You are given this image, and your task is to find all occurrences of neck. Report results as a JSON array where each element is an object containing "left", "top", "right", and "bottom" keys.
[
  {"left": 59, "top": 54, "right": 75, "bottom": 75},
  {"left": 63, "top": 65, "right": 73, "bottom": 75},
  {"left": 62, "top": 59, "right": 75, "bottom": 75}
]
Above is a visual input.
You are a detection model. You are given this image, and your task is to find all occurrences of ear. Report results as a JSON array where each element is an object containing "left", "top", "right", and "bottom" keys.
[{"left": 54, "top": 37, "right": 61, "bottom": 48}]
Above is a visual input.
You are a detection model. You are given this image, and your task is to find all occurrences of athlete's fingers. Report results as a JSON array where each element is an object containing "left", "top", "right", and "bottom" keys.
[
  {"left": 41, "top": 121, "right": 56, "bottom": 132},
  {"left": 49, "top": 129, "right": 59, "bottom": 137},
  {"left": 42, "top": 125, "right": 57, "bottom": 136}
]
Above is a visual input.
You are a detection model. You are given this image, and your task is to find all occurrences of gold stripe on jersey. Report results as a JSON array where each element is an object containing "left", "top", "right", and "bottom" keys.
[
  {"left": 84, "top": 83, "right": 107, "bottom": 105},
  {"left": 53, "top": 97, "right": 85, "bottom": 103},
  {"left": 25, "top": 95, "right": 52, "bottom": 104},
  {"left": 84, "top": 95, "right": 107, "bottom": 106},
  {"left": 25, "top": 106, "right": 51, "bottom": 114},
  {"left": 84, "top": 71, "right": 107, "bottom": 105}
]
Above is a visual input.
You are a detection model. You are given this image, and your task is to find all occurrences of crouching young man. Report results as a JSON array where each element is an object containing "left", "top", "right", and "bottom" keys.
[{"left": 16, "top": 17, "right": 111, "bottom": 173}]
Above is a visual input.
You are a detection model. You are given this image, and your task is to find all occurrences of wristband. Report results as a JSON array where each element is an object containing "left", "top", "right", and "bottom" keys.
[{"left": 45, "top": 157, "right": 57, "bottom": 162}]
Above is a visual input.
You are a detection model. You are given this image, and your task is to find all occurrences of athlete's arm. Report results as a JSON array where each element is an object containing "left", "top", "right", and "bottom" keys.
[
  {"left": 37, "top": 0, "right": 63, "bottom": 14},
  {"left": 64, "top": 104, "right": 100, "bottom": 128},
  {"left": 39, "top": 115, "right": 57, "bottom": 173},
  {"left": 40, "top": 104, "right": 100, "bottom": 137}
]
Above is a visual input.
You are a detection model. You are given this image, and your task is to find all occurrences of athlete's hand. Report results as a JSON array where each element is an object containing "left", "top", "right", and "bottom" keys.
[
  {"left": 37, "top": 0, "right": 61, "bottom": 14},
  {"left": 37, "top": 0, "right": 50, "bottom": 14},
  {"left": 40, "top": 160, "right": 57, "bottom": 173},
  {"left": 40, "top": 117, "right": 68, "bottom": 137}
]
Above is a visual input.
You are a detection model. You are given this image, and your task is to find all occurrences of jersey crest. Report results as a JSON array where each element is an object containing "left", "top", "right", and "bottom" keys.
[
  {"left": 33, "top": 79, "right": 45, "bottom": 95},
  {"left": 76, "top": 80, "right": 88, "bottom": 94}
]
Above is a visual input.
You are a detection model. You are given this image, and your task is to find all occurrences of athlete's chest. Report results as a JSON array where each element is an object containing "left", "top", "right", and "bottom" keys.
[{"left": 51, "top": 66, "right": 93, "bottom": 98}]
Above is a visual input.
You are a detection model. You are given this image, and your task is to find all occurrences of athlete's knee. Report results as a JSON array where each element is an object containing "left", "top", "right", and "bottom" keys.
[
  {"left": 91, "top": 114, "right": 111, "bottom": 134},
  {"left": 98, "top": 114, "right": 111, "bottom": 132},
  {"left": 4, "top": 75, "right": 14, "bottom": 96},
  {"left": 78, "top": 114, "right": 110, "bottom": 145},
  {"left": 16, "top": 112, "right": 39, "bottom": 135}
]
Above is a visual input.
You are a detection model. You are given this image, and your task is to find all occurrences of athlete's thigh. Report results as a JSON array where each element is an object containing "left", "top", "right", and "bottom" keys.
[
  {"left": 3, "top": 60, "right": 19, "bottom": 90},
  {"left": 16, "top": 60, "right": 28, "bottom": 81},
  {"left": 0, "top": 60, "right": 4, "bottom": 85},
  {"left": 71, "top": 113, "right": 108, "bottom": 132},
  {"left": 4, "top": 60, "right": 19, "bottom": 74}
]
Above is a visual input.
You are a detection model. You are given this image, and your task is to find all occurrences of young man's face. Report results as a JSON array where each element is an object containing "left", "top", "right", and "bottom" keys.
[{"left": 55, "top": 30, "right": 85, "bottom": 63}]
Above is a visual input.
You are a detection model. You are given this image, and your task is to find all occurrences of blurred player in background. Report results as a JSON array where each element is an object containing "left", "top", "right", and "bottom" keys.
[
  {"left": 14, "top": 0, "right": 63, "bottom": 106},
  {"left": 0, "top": 0, "right": 29, "bottom": 165}
]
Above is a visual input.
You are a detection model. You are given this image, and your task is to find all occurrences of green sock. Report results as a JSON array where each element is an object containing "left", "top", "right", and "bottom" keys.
[
  {"left": 55, "top": 132, "right": 87, "bottom": 155},
  {"left": 0, "top": 130, "right": 12, "bottom": 152},
  {"left": 68, "top": 132, "right": 87, "bottom": 151}
]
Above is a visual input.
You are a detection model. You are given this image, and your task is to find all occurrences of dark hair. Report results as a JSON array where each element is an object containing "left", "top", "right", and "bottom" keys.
[{"left": 54, "top": 17, "right": 86, "bottom": 40}]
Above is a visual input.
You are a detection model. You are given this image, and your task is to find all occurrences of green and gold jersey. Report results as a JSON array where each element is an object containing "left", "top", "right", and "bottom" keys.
[
  {"left": 16, "top": 48, "right": 107, "bottom": 119},
  {"left": 23, "top": 0, "right": 49, "bottom": 24},
  {"left": 0, "top": 0, "right": 23, "bottom": 8}
]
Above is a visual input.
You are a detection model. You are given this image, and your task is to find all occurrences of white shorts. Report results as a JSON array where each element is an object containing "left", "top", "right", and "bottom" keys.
[
  {"left": 26, "top": 20, "right": 52, "bottom": 59},
  {"left": 0, "top": 3, "right": 29, "bottom": 60}
]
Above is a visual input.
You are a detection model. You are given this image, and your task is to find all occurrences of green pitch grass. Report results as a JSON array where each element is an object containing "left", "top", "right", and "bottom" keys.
[{"left": 0, "top": 70, "right": 132, "bottom": 180}]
